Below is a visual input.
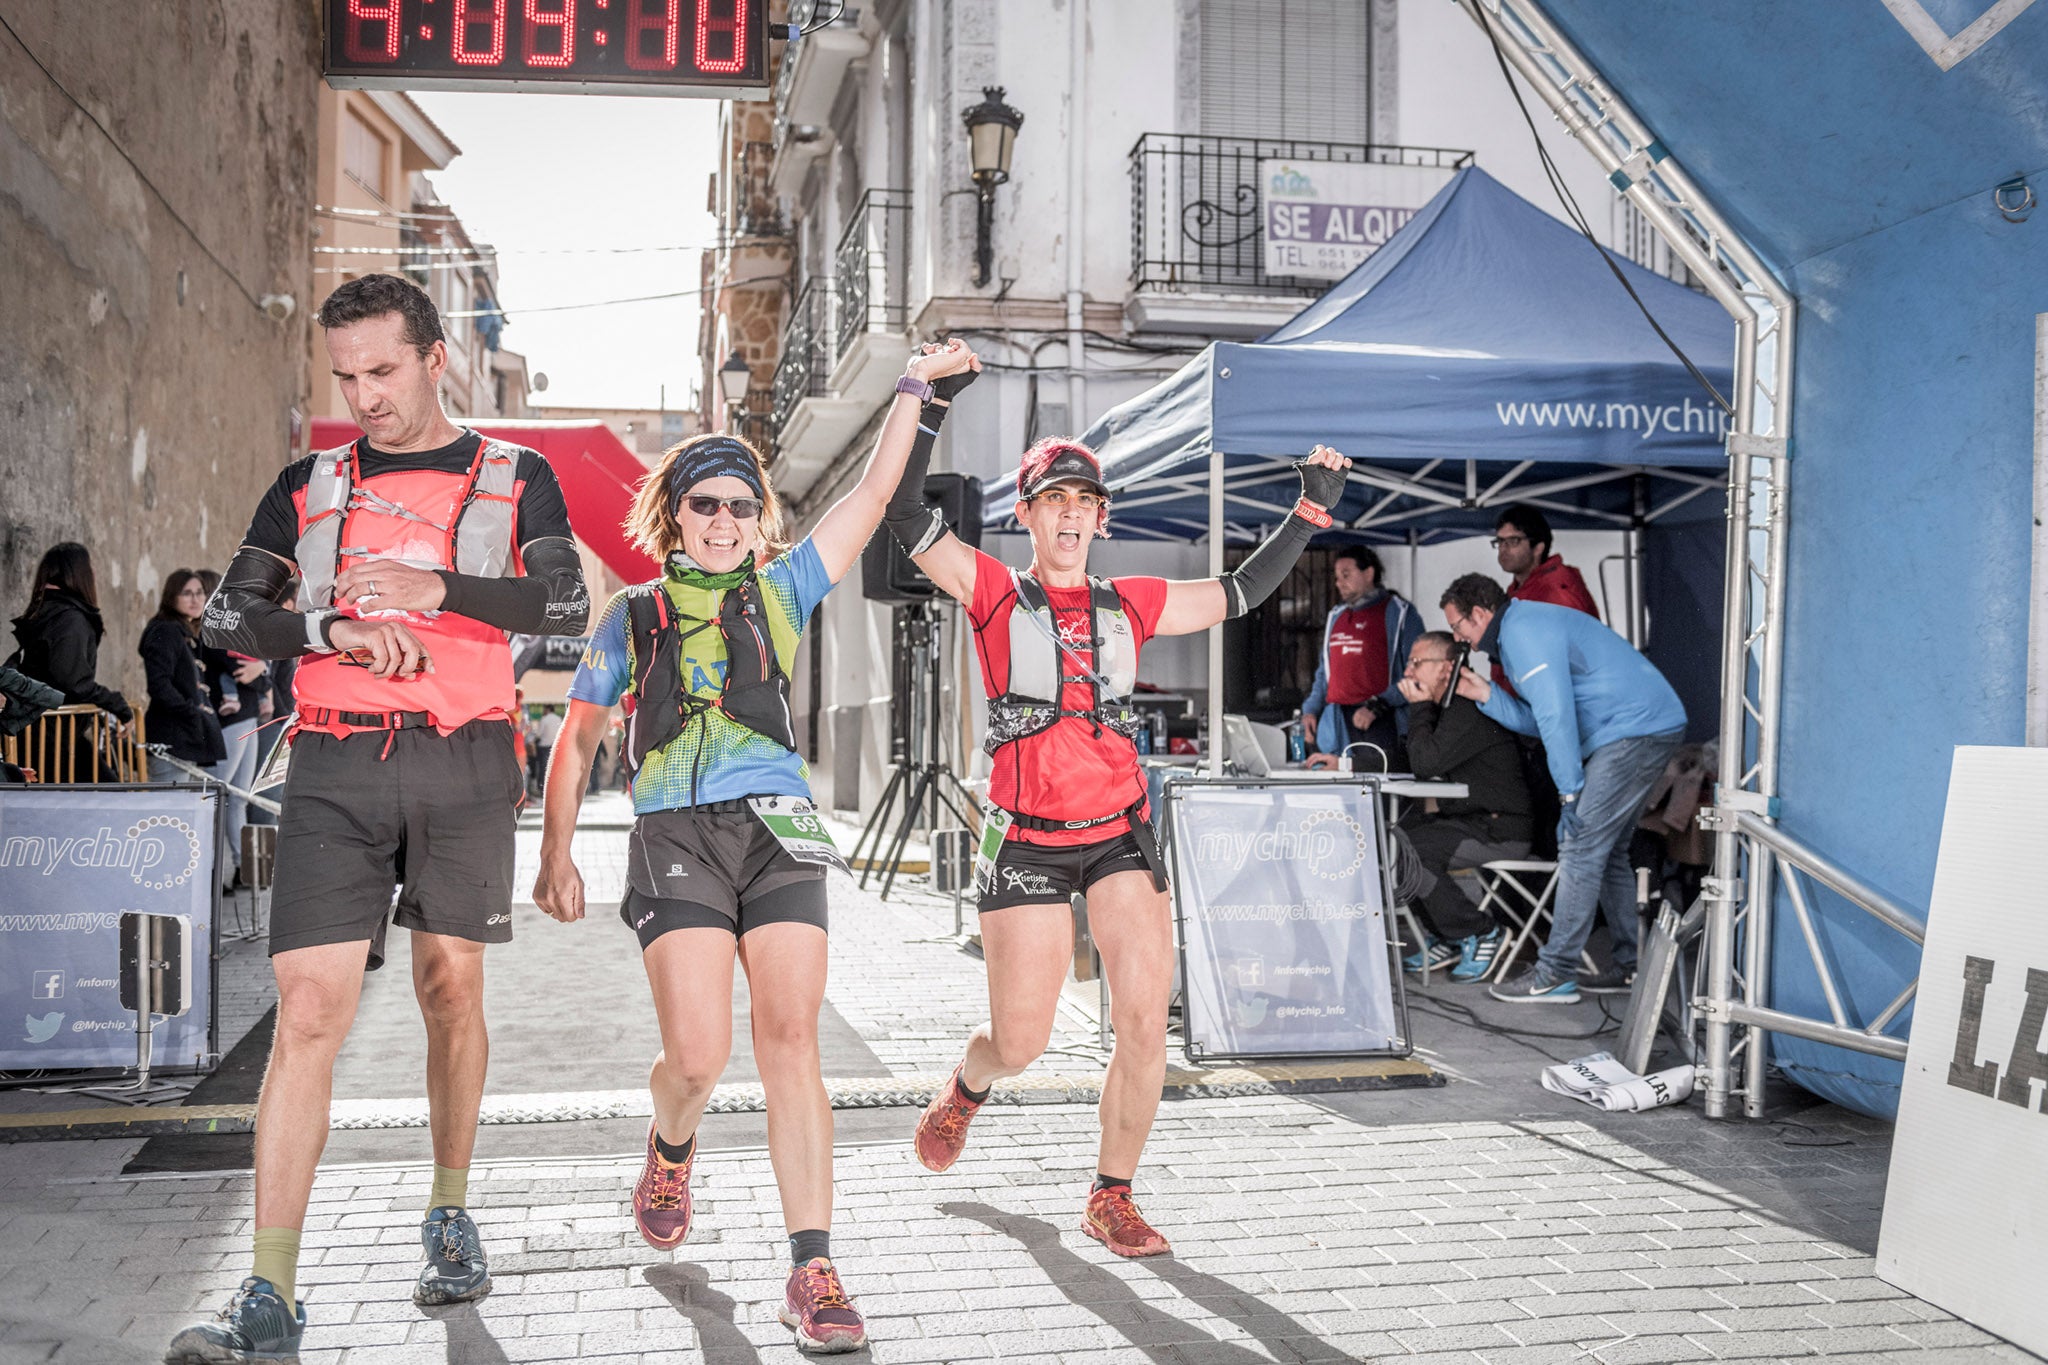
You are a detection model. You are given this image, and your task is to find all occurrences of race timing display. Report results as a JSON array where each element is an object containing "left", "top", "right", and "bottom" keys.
[{"left": 323, "top": 0, "right": 769, "bottom": 96}]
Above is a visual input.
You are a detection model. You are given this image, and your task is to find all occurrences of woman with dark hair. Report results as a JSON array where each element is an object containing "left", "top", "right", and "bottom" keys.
[
  {"left": 139, "top": 570, "right": 227, "bottom": 782},
  {"left": 9, "top": 542, "right": 132, "bottom": 725},
  {"left": 532, "top": 338, "right": 982, "bottom": 1354},
  {"left": 194, "top": 567, "right": 269, "bottom": 884}
]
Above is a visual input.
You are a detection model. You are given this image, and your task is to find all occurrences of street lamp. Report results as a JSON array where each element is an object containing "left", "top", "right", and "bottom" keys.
[
  {"left": 717, "top": 349, "right": 752, "bottom": 430},
  {"left": 962, "top": 86, "right": 1024, "bottom": 289}
]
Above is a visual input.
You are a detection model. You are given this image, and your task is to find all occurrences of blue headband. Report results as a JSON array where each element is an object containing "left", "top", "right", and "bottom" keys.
[{"left": 667, "top": 438, "right": 764, "bottom": 508}]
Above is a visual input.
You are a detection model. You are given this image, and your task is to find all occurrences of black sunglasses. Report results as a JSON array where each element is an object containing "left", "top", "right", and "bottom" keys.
[{"left": 681, "top": 494, "right": 763, "bottom": 519}]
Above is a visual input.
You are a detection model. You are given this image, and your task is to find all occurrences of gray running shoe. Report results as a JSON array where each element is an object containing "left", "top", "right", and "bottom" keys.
[
  {"left": 163, "top": 1276, "right": 304, "bottom": 1363},
  {"left": 1578, "top": 964, "right": 1637, "bottom": 995},
  {"left": 1488, "top": 962, "right": 1583, "bottom": 1004},
  {"left": 414, "top": 1206, "right": 492, "bottom": 1306}
]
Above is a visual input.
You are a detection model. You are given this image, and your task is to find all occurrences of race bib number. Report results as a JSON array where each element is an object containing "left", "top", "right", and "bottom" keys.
[
  {"left": 748, "top": 796, "right": 850, "bottom": 873},
  {"left": 974, "top": 801, "right": 1014, "bottom": 892},
  {"left": 253, "top": 729, "right": 292, "bottom": 793}
]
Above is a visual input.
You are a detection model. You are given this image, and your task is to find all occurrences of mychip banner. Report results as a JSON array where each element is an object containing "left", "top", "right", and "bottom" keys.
[
  {"left": 1260, "top": 159, "right": 1456, "bottom": 281},
  {"left": 0, "top": 785, "right": 219, "bottom": 1072},
  {"left": 1166, "top": 778, "right": 1405, "bottom": 1061}
]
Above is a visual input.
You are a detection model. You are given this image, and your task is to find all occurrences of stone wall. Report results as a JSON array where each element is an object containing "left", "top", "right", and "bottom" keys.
[{"left": 0, "top": 1, "right": 320, "bottom": 700}]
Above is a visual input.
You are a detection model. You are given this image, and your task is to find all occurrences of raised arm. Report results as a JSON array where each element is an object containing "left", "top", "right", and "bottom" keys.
[
  {"left": 1150, "top": 446, "right": 1352, "bottom": 637},
  {"left": 881, "top": 347, "right": 986, "bottom": 606},
  {"left": 809, "top": 339, "right": 982, "bottom": 583}
]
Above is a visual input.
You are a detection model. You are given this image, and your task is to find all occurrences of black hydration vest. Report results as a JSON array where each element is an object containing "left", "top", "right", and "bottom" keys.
[
  {"left": 622, "top": 576, "right": 797, "bottom": 774},
  {"left": 983, "top": 571, "right": 1144, "bottom": 755}
]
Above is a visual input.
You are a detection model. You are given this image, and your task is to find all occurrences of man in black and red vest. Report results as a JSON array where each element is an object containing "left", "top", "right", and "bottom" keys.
[{"left": 170, "top": 274, "right": 588, "bottom": 1363}]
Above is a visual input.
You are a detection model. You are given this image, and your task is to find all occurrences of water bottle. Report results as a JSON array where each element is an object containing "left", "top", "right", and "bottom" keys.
[
  {"left": 1288, "top": 722, "right": 1307, "bottom": 765},
  {"left": 1149, "top": 710, "right": 1167, "bottom": 754},
  {"left": 1135, "top": 720, "right": 1152, "bottom": 755}
]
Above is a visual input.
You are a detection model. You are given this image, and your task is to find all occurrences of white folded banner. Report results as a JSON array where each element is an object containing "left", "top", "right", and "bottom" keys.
[{"left": 1540, "top": 1051, "right": 1695, "bottom": 1112}]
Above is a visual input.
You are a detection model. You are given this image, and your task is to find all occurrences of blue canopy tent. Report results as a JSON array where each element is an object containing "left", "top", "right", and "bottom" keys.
[{"left": 985, "top": 166, "right": 1735, "bottom": 549}]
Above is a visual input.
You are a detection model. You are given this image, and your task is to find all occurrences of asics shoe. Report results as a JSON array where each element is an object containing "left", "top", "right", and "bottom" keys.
[
  {"left": 913, "top": 1067, "right": 983, "bottom": 1173},
  {"left": 1081, "top": 1186, "right": 1172, "bottom": 1258},
  {"left": 778, "top": 1257, "right": 867, "bottom": 1353},
  {"left": 1403, "top": 937, "right": 1460, "bottom": 975},
  {"left": 1450, "top": 928, "right": 1504, "bottom": 982},
  {"left": 413, "top": 1206, "right": 491, "bottom": 1305},
  {"left": 1488, "top": 962, "right": 1583, "bottom": 1005},
  {"left": 631, "top": 1119, "right": 696, "bottom": 1250},
  {"left": 163, "top": 1276, "right": 304, "bottom": 1363}
]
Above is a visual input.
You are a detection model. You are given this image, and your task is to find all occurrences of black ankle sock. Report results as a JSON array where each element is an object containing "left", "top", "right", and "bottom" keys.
[
  {"left": 789, "top": 1229, "right": 831, "bottom": 1265},
  {"left": 653, "top": 1131, "right": 695, "bottom": 1165},
  {"left": 956, "top": 1074, "right": 990, "bottom": 1104},
  {"left": 1093, "top": 1173, "right": 1133, "bottom": 1194}
]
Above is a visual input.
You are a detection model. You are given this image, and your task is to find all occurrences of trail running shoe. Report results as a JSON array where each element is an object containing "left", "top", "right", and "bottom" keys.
[
  {"left": 1578, "top": 964, "right": 1637, "bottom": 995},
  {"left": 1450, "top": 929, "right": 1504, "bottom": 982},
  {"left": 1488, "top": 962, "right": 1583, "bottom": 1005},
  {"left": 1403, "top": 937, "right": 1460, "bottom": 975},
  {"left": 413, "top": 1206, "right": 491, "bottom": 1305},
  {"left": 631, "top": 1119, "right": 695, "bottom": 1250},
  {"left": 913, "top": 1066, "right": 983, "bottom": 1173},
  {"left": 778, "top": 1257, "right": 867, "bottom": 1353},
  {"left": 1082, "top": 1186, "right": 1172, "bottom": 1258},
  {"left": 164, "top": 1276, "right": 304, "bottom": 1363}
]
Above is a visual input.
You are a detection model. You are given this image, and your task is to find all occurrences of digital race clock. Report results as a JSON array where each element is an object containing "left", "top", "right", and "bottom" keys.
[{"left": 323, "top": 0, "right": 769, "bottom": 97}]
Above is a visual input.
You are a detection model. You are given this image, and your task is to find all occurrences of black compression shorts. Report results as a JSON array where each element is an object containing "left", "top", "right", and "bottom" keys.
[
  {"left": 977, "top": 829, "right": 1163, "bottom": 912},
  {"left": 621, "top": 805, "right": 826, "bottom": 947}
]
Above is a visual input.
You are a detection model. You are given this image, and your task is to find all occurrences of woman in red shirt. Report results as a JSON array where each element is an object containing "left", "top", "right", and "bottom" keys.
[{"left": 883, "top": 392, "right": 1348, "bottom": 1257}]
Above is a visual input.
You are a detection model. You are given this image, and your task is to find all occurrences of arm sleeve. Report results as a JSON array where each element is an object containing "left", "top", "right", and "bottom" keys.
[
  {"left": 436, "top": 537, "right": 590, "bottom": 636},
  {"left": 203, "top": 546, "right": 327, "bottom": 660},
  {"left": 883, "top": 400, "right": 955, "bottom": 554}
]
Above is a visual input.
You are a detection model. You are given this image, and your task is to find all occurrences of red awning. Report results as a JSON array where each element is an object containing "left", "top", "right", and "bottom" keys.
[{"left": 309, "top": 418, "right": 658, "bottom": 583}]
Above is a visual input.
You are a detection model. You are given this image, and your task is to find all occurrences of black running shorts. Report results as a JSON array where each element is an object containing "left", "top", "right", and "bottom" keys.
[
  {"left": 269, "top": 720, "right": 524, "bottom": 968},
  {"left": 621, "top": 804, "right": 827, "bottom": 947},
  {"left": 978, "top": 829, "right": 1162, "bottom": 913}
]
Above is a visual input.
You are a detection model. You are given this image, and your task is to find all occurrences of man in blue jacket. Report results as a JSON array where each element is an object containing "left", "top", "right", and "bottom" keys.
[
  {"left": 1440, "top": 573, "right": 1685, "bottom": 1004},
  {"left": 1300, "top": 546, "right": 1421, "bottom": 771}
]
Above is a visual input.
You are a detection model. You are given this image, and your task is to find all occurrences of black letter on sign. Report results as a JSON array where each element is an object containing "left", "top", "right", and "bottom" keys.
[
  {"left": 1946, "top": 954, "right": 2000, "bottom": 1097},
  {"left": 1995, "top": 966, "right": 2048, "bottom": 1113}
]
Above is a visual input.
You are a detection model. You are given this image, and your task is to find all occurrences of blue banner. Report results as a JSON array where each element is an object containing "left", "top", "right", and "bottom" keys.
[
  {"left": 1167, "top": 778, "right": 1404, "bottom": 1060},
  {"left": 0, "top": 786, "right": 219, "bottom": 1072}
]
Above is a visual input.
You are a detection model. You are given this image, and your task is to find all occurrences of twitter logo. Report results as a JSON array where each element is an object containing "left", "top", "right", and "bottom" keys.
[{"left": 23, "top": 1012, "right": 63, "bottom": 1044}]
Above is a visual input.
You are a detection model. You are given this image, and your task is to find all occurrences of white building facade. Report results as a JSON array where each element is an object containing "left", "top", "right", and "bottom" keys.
[{"left": 707, "top": 0, "right": 1660, "bottom": 820}]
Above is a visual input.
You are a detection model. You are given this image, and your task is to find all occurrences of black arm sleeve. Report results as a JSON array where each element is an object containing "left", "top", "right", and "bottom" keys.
[
  {"left": 436, "top": 537, "right": 589, "bottom": 636},
  {"left": 204, "top": 547, "right": 322, "bottom": 660},
  {"left": 1214, "top": 457, "right": 1347, "bottom": 619},
  {"left": 883, "top": 398, "right": 955, "bottom": 554}
]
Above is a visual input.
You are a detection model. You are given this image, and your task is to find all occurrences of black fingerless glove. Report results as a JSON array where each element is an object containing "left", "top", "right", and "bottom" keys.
[{"left": 1297, "top": 457, "right": 1346, "bottom": 513}]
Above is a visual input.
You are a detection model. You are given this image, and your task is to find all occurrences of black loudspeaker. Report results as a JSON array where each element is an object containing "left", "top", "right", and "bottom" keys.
[{"left": 861, "top": 471, "right": 985, "bottom": 602}]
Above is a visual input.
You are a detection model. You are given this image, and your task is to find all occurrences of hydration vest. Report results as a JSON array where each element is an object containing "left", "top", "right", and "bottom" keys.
[
  {"left": 290, "top": 435, "right": 521, "bottom": 735},
  {"left": 621, "top": 574, "right": 798, "bottom": 776},
  {"left": 985, "top": 571, "right": 1143, "bottom": 755}
]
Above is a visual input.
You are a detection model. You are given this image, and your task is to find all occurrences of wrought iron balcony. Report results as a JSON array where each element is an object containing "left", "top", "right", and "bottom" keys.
[
  {"left": 834, "top": 188, "right": 912, "bottom": 359},
  {"left": 1129, "top": 133, "right": 1473, "bottom": 296},
  {"left": 735, "top": 385, "right": 774, "bottom": 458},
  {"left": 771, "top": 279, "right": 835, "bottom": 440}
]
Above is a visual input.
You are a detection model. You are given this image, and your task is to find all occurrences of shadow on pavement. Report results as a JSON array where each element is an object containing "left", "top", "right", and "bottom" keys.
[
  {"left": 642, "top": 1261, "right": 770, "bottom": 1364},
  {"left": 941, "top": 1201, "right": 1354, "bottom": 1364},
  {"left": 425, "top": 1301, "right": 512, "bottom": 1364}
]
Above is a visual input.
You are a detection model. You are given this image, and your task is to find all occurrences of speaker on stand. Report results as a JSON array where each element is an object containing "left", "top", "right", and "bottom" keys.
[{"left": 848, "top": 473, "right": 983, "bottom": 898}]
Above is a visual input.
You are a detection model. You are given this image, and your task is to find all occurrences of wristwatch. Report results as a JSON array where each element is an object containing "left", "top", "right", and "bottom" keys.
[{"left": 895, "top": 373, "right": 936, "bottom": 402}]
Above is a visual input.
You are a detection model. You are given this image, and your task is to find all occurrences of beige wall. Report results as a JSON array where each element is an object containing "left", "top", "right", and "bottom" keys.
[{"left": 0, "top": 1, "right": 321, "bottom": 701}]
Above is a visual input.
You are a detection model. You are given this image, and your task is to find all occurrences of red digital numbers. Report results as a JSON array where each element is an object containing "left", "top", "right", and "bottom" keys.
[
  {"left": 624, "top": 0, "right": 680, "bottom": 71},
  {"left": 343, "top": 0, "right": 400, "bottom": 63},
  {"left": 694, "top": 0, "right": 747, "bottom": 75},
  {"left": 523, "top": 0, "right": 576, "bottom": 67},
  {"left": 452, "top": 0, "right": 508, "bottom": 64}
]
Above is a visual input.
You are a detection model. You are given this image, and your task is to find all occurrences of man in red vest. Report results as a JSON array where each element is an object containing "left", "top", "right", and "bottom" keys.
[
  {"left": 1494, "top": 504, "right": 1599, "bottom": 617},
  {"left": 170, "top": 274, "right": 589, "bottom": 1364}
]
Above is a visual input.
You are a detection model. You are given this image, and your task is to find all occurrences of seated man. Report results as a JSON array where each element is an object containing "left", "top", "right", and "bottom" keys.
[{"left": 1388, "top": 632, "right": 1533, "bottom": 981}]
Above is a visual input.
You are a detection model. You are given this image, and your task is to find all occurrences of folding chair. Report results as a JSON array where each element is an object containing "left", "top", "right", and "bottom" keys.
[
  {"left": 1392, "top": 900, "right": 1437, "bottom": 986},
  {"left": 1473, "top": 859, "right": 1573, "bottom": 982}
]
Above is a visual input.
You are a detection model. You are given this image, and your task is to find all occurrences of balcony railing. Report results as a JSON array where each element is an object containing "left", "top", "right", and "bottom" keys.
[
  {"left": 1129, "top": 134, "right": 1473, "bottom": 296},
  {"left": 772, "top": 279, "right": 835, "bottom": 437},
  {"left": 834, "top": 189, "right": 912, "bottom": 358},
  {"left": 736, "top": 385, "right": 775, "bottom": 457}
]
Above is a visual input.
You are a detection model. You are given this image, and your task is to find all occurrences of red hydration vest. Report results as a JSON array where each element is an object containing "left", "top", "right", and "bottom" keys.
[{"left": 291, "top": 437, "right": 521, "bottom": 737}]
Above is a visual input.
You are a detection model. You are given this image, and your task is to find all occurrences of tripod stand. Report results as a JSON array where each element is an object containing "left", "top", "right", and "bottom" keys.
[{"left": 850, "top": 600, "right": 977, "bottom": 899}]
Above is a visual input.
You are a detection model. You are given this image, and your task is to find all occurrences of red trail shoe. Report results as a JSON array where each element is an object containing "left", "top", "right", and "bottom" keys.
[
  {"left": 778, "top": 1257, "right": 867, "bottom": 1353},
  {"left": 1082, "top": 1186, "right": 1172, "bottom": 1258},
  {"left": 630, "top": 1120, "right": 694, "bottom": 1250},
  {"left": 913, "top": 1066, "right": 983, "bottom": 1172}
]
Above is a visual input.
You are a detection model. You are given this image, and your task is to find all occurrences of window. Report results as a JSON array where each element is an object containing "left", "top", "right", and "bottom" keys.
[
  {"left": 343, "top": 110, "right": 389, "bottom": 200},
  {"left": 1199, "top": 0, "right": 1374, "bottom": 142}
]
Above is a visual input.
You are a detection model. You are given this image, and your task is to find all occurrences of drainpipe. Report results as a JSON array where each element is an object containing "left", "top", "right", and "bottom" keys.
[{"left": 1066, "top": 0, "right": 1087, "bottom": 435}]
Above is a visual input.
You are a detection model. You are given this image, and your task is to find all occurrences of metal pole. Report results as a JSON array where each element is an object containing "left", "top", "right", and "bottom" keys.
[{"left": 1207, "top": 443, "right": 1225, "bottom": 778}]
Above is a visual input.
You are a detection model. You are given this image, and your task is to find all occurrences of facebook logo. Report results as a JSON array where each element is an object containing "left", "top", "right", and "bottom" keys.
[{"left": 31, "top": 970, "right": 64, "bottom": 1001}]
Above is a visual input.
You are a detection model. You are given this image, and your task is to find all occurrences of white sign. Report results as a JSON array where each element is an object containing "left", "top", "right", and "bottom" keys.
[
  {"left": 1877, "top": 746, "right": 2048, "bottom": 1357},
  {"left": 1260, "top": 160, "right": 1456, "bottom": 281}
]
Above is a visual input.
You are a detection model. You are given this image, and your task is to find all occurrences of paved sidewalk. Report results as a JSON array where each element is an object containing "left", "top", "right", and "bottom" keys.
[{"left": 0, "top": 799, "right": 2037, "bottom": 1363}]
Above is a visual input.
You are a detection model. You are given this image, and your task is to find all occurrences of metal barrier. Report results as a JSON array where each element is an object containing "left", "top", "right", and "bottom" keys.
[{"left": 1, "top": 704, "right": 150, "bottom": 783}]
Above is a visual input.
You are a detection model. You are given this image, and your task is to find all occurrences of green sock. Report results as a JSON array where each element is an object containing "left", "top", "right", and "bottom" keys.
[
  {"left": 429, "top": 1163, "right": 469, "bottom": 1213},
  {"left": 251, "top": 1227, "right": 302, "bottom": 1307}
]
